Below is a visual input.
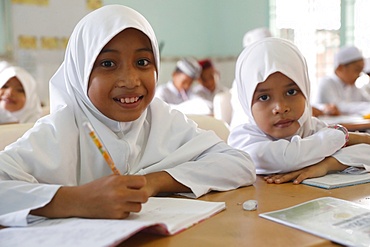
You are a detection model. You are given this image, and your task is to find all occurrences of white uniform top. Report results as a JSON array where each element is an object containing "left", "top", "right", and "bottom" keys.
[
  {"left": 228, "top": 37, "right": 370, "bottom": 174},
  {"left": 155, "top": 80, "right": 194, "bottom": 104},
  {"left": 313, "top": 73, "right": 370, "bottom": 115},
  {"left": 0, "top": 5, "right": 256, "bottom": 227},
  {"left": 0, "top": 66, "right": 42, "bottom": 123},
  {"left": 193, "top": 83, "right": 229, "bottom": 103},
  {"left": 0, "top": 107, "right": 17, "bottom": 124}
]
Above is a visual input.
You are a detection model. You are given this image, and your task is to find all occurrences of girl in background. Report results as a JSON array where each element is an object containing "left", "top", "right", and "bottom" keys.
[
  {"left": 228, "top": 37, "right": 370, "bottom": 184},
  {"left": 0, "top": 66, "right": 42, "bottom": 123}
]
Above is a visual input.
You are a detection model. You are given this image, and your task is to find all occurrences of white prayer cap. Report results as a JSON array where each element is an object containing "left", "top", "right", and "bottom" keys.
[
  {"left": 334, "top": 46, "right": 363, "bottom": 69},
  {"left": 364, "top": 57, "right": 370, "bottom": 74},
  {"left": 242, "top": 27, "right": 272, "bottom": 48},
  {"left": 176, "top": 57, "right": 202, "bottom": 79}
]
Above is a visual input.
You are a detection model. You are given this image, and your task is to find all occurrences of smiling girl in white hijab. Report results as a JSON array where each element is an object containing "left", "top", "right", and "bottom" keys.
[
  {"left": 0, "top": 66, "right": 42, "bottom": 123},
  {"left": 228, "top": 37, "right": 370, "bottom": 184},
  {"left": 0, "top": 5, "right": 255, "bottom": 227}
]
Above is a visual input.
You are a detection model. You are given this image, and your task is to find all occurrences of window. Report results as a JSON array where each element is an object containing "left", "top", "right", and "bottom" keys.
[{"left": 270, "top": 0, "right": 341, "bottom": 91}]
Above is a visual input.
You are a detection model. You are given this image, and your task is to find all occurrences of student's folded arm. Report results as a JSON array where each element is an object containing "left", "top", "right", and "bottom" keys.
[
  {"left": 163, "top": 142, "right": 256, "bottom": 198},
  {"left": 240, "top": 127, "right": 345, "bottom": 174}
]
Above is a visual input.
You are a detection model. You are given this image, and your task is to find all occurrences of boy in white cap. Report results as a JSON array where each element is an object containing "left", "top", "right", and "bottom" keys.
[
  {"left": 313, "top": 46, "right": 370, "bottom": 115},
  {"left": 156, "top": 57, "right": 213, "bottom": 114},
  {"left": 156, "top": 57, "right": 201, "bottom": 105}
]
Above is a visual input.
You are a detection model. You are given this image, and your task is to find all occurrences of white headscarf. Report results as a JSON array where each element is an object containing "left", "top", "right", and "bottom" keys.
[
  {"left": 0, "top": 66, "right": 42, "bottom": 123},
  {"left": 48, "top": 5, "right": 163, "bottom": 174},
  {"left": 235, "top": 37, "right": 315, "bottom": 140}
]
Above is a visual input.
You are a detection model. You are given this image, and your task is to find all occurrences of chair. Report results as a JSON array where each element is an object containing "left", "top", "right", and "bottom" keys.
[
  {"left": 0, "top": 123, "right": 34, "bottom": 150},
  {"left": 213, "top": 90, "right": 232, "bottom": 125},
  {"left": 186, "top": 114, "right": 230, "bottom": 142}
]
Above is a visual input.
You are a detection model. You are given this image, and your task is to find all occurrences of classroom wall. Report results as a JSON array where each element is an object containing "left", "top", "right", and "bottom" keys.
[{"left": 9, "top": 0, "right": 269, "bottom": 105}]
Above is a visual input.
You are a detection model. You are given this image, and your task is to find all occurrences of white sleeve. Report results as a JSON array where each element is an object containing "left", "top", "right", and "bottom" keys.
[
  {"left": 332, "top": 144, "right": 370, "bottom": 170},
  {"left": 233, "top": 127, "right": 346, "bottom": 174},
  {"left": 165, "top": 140, "right": 256, "bottom": 198}
]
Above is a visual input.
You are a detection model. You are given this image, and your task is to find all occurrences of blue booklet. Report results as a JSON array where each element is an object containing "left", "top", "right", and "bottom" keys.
[{"left": 302, "top": 168, "right": 370, "bottom": 189}]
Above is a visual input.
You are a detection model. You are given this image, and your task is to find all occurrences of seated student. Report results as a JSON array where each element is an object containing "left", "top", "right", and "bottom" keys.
[
  {"left": 312, "top": 46, "right": 370, "bottom": 115},
  {"left": 0, "top": 66, "right": 42, "bottom": 123},
  {"left": 156, "top": 57, "right": 212, "bottom": 115},
  {"left": 360, "top": 57, "right": 370, "bottom": 98},
  {"left": 228, "top": 37, "right": 370, "bottom": 185},
  {"left": 156, "top": 57, "right": 201, "bottom": 105},
  {"left": 193, "top": 59, "right": 229, "bottom": 113},
  {"left": 0, "top": 5, "right": 255, "bottom": 227}
]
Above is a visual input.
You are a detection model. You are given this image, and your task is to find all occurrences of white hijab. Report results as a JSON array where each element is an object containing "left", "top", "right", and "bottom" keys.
[
  {"left": 235, "top": 37, "right": 316, "bottom": 140},
  {"left": 0, "top": 66, "right": 42, "bottom": 123},
  {"left": 48, "top": 5, "right": 162, "bottom": 174},
  {"left": 46, "top": 4, "right": 223, "bottom": 177}
]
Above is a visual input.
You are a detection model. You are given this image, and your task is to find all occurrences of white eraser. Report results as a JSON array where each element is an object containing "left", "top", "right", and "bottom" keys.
[{"left": 242, "top": 200, "right": 258, "bottom": 211}]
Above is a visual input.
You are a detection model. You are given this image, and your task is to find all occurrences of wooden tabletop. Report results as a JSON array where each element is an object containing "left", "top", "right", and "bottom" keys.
[
  {"left": 121, "top": 176, "right": 370, "bottom": 247},
  {"left": 318, "top": 115, "right": 370, "bottom": 131}
]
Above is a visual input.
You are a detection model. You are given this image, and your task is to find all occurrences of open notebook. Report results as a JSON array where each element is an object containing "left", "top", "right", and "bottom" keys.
[
  {"left": 0, "top": 197, "right": 225, "bottom": 247},
  {"left": 260, "top": 197, "right": 370, "bottom": 247}
]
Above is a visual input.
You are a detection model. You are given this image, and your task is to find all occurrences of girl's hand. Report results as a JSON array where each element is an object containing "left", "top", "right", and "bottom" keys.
[
  {"left": 347, "top": 132, "right": 370, "bottom": 146},
  {"left": 264, "top": 157, "right": 347, "bottom": 184},
  {"left": 31, "top": 175, "right": 149, "bottom": 219}
]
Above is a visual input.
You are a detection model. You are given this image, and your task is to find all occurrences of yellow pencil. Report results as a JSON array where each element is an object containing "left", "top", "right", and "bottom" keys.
[{"left": 83, "top": 122, "right": 121, "bottom": 175}]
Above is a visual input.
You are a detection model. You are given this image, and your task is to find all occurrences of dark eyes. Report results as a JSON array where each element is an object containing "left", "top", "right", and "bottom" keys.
[
  {"left": 257, "top": 89, "right": 298, "bottom": 102},
  {"left": 101, "top": 60, "right": 115, "bottom": 67},
  {"left": 287, "top": 89, "right": 298, "bottom": 96},
  {"left": 137, "top": 59, "right": 149, "bottom": 66},
  {"left": 100, "top": 59, "right": 149, "bottom": 68},
  {"left": 258, "top": 95, "right": 270, "bottom": 101}
]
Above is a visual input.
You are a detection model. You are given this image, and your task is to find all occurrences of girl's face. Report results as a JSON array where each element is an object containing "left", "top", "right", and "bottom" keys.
[
  {"left": 88, "top": 28, "right": 157, "bottom": 122},
  {"left": 251, "top": 72, "right": 306, "bottom": 139},
  {"left": 0, "top": 77, "right": 26, "bottom": 112}
]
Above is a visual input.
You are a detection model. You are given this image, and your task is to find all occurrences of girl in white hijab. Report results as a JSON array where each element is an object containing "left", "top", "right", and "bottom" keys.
[
  {"left": 0, "top": 66, "right": 42, "bottom": 123},
  {"left": 228, "top": 37, "right": 370, "bottom": 184},
  {"left": 0, "top": 5, "right": 255, "bottom": 227}
]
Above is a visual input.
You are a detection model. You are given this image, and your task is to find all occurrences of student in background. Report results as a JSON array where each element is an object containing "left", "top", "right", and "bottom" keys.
[
  {"left": 313, "top": 46, "right": 370, "bottom": 115},
  {"left": 228, "top": 37, "right": 370, "bottom": 185},
  {"left": 156, "top": 57, "right": 212, "bottom": 115},
  {"left": 193, "top": 59, "right": 229, "bottom": 113},
  {"left": 360, "top": 57, "right": 370, "bottom": 98},
  {"left": 0, "top": 66, "right": 42, "bottom": 123},
  {"left": 156, "top": 57, "right": 201, "bottom": 105},
  {"left": 0, "top": 5, "right": 255, "bottom": 227}
]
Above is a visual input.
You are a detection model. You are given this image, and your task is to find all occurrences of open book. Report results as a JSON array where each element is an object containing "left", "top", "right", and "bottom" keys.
[
  {"left": 0, "top": 197, "right": 225, "bottom": 247},
  {"left": 302, "top": 168, "right": 370, "bottom": 189},
  {"left": 260, "top": 197, "right": 370, "bottom": 247}
]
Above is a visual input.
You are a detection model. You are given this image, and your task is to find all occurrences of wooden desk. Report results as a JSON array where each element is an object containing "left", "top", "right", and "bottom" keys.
[
  {"left": 318, "top": 115, "right": 370, "bottom": 131},
  {"left": 121, "top": 176, "right": 370, "bottom": 247}
]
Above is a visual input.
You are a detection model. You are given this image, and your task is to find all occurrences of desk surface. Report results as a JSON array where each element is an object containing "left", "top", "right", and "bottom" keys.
[
  {"left": 318, "top": 115, "right": 370, "bottom": 131},
  {"left": 121, "top": 176, "right": 370, "bottom": 247}
]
